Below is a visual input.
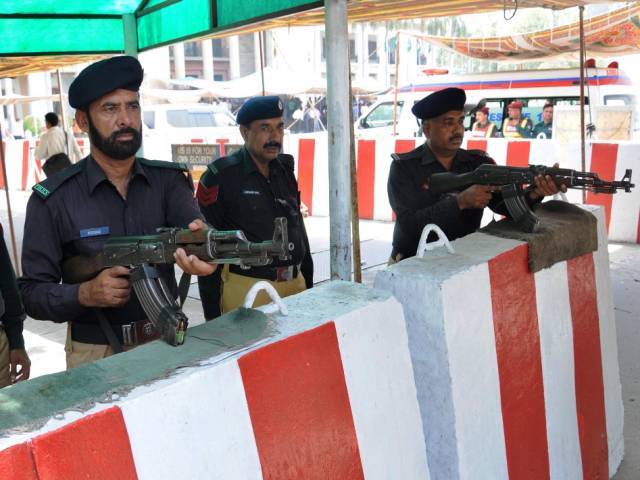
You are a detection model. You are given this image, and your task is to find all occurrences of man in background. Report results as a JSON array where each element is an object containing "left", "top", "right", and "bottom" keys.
[
  {"left": 531, "top": 103, "right": 553, "bottom": 139},
  {"left": 36, "top": 112, "right": 82, "bottom": 165},
  {"left": 471, "top": 106, "right": 497, "bottom": 138},
  {"left": 501, "top": 101, "right": 532, "bottom": 138}
]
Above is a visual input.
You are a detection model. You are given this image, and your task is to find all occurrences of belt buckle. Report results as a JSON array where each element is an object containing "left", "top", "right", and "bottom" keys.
[{"left": 121, "top": 323, "right": 137, "bottom": 346}]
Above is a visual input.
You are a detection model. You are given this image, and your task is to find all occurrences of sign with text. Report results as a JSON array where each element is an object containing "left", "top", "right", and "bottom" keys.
[{"left": 171, "top": 143, "right": 242, "bottom": 166}]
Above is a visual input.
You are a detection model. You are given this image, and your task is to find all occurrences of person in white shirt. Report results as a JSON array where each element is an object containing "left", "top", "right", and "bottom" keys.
[{"left": 35, "top": 112, "right": 82, "bottom": 163}]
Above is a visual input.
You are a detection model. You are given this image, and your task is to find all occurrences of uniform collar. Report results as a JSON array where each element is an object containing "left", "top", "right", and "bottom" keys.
[
  {"left": 86, "top": 155, "right": 149, "bottom": 194},
  {"left": 421, "top": 143, "right": 471, "bottom": 166}
]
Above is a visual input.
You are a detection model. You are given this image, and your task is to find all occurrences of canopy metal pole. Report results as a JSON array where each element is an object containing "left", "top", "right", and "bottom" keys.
[
  {"left": 0, "top": 125, "right": 21, "bottom": 276},
  {"left": 325, "top": 0, "right": 352, "bottom": 280},
  {"left": 259, "top": 33, "right": 266, "bottom": 96},
  {"left": 392, "top": 32, "right": 400, "bottom": 136},
  {"left": 56, "top": 70, "right": 67, "bottom": 132},
  {"left": 123, "top": 14, "right": 138, "bottom": 57},
  {"left": 579, "top": 6, "right": 586, "bottom": 203},
  {"left": 349, "top": 70, "right": 362, "bottom": 283}
]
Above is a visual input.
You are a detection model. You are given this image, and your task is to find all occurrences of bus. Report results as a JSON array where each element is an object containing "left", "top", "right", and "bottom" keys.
[{"left": 355, "top": 65, "right": 638, "bottom": 139}]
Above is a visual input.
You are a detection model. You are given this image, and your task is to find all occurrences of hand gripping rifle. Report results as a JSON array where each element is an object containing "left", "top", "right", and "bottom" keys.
[
  {"left": 62, "top": 218, "right": 293, "bottom": 346},
  {"left": 429, "top": 164, "right": 634, "bottom": 233}
]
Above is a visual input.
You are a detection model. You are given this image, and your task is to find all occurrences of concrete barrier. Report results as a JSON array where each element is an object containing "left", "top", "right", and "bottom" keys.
[
  {"left": 374, "top": 205, "right": 624, "bottom": 479},
  {"left": 0, "top": 282, "right": 429, "bottom": 479}
]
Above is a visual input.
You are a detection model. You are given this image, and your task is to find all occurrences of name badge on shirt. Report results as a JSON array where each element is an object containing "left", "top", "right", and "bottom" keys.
[
  {"left": 80, "top": 226, "right": 110, "bottom": 238},
  {"left": 242, "top": 190, "right": 261, "bottom": 196}
]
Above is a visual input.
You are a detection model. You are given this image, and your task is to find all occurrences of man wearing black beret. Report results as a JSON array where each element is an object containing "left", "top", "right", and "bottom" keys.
[
  {"left": 19, "top": 56, "right": 216, "bottom": 368},
  {"left": 387, "top": 87, "right": 562, "bottom": 263},
  {"left": 197, "top": 96, "right": 313, "bottom": 318}
]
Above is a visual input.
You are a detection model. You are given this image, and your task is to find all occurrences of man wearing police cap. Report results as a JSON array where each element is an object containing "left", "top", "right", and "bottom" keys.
[
  {"left": 387, "top": 87, "right": 562, "bottom": 263},
  {"left": 19, "top": 56, "right": 216, "bottom": 368},
  {"left": 197, "top": 96, "right": 313, "bottom": 318}
]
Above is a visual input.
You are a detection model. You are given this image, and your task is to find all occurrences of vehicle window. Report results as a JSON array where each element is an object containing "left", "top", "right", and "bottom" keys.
[
  {"left": 604, "top": 94, "right": 633, "bottom": 106},
  {"left": 143, "top": 111, "right": 155, "bottom": 129},
  {"left": 189, "top": 112, "right": 217, "bottom": 127},
  {"left": 166, "top": 110, "right": 190, "bottom": 128},
  {"left": 361, "top": 101, "right": 404, "bottom": 128},
  {"left": 214, "top": 112, "right": 237, "bottom": 127}
]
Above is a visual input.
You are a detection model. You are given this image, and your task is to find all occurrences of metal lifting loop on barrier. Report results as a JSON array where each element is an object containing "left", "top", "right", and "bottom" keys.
[
  {"left": 416, "top": 224, "right": 455, "bottom": 258},
  {"left": 242, "top": 281, "right": 289, "bottom": 316}
]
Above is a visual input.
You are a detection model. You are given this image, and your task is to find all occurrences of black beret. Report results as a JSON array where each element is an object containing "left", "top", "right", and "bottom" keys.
[
  {"left": 411, "top": 87, "right": 466, "bottom": 120},
  {"left": 69, "top": 56, "right": 143, "bottom": 110},
  {"left": 237, "top": 96, "right": 284, "bottom": 126}
]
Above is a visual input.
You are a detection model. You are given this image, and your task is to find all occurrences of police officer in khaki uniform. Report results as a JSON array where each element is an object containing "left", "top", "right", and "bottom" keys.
[
  {"left": 387, "top": 88, "right": 563, "bottom": 263},
  {"left": 197, "top": 96, "right": 313, "bottom": 317},
  {"left": 0, "top": 224, "right": 30, "bottom": 387},
  {"left": 19, "top": 57, "right": 215, "bottom": 369}
]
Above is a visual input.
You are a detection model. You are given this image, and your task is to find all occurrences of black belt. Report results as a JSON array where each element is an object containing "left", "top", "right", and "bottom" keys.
[
  {"left": 72, "top": 319, "right": 160, "bottom": 346},
  {"left": 229, "top": 264, "right": 300, "bottom": 282}
]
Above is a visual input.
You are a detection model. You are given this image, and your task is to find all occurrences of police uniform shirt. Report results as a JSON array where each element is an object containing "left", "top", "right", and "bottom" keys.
[
  {"left": 18, "top": 156, "right": 200, "bottom": 343},
  {"left": 197, "top": 146, "right": 313, "bottom": 285},
  {"left": 388, "top": 143, "right": 512, "bottom": 259},
  {"left": 0, "top": 224, "right": 25, "bottom": 350}
]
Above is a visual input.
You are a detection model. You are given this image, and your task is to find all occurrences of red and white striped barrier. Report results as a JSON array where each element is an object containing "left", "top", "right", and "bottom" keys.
[
  {"left": 0, "top": 283, "right": 429, "bottom": 479},
  {"left": 374, "top": 205, "right": 624, "bottom": 479}
]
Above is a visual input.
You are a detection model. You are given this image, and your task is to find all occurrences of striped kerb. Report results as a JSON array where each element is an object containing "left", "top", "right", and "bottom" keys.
[
  {"left": 586, "top": 143, "right": 618, "bottom": 231},
  {"left": 239, "top": 322, "right": 364, "bottom": 480},
  {"left": 567, "top": 253, "right": 609, "bottom": 479},
  {"left": 466, "top": 139, "right": 488, "bottom": 152},
  {"left": 356, "top": 139, "right": 376, "bottom": 220},
  {"left": 506, "top": 140, "right": 531, "bottom": 167},
  {"left": 297, "top": 138, "right": 315, "bottom": 216},
  {"left": 21, "top": 141, "right": 29, "bottom": 191},
  {"left": 488, "top": 244, "right": 550, "bottom": 479},
  {"left": 30, "top": 407, "right": 137, "bottom": 480}
]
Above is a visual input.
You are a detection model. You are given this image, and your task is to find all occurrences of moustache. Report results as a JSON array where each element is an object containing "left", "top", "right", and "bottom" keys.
[
  {"left": 449, "top": 136, "right": 463, "bottom": 142},
  {"left": 111, "top": 127, "right": 139, "bottom": 141},
  {"left": 263, "top": 142, "right": 281, "bottom": 149}
]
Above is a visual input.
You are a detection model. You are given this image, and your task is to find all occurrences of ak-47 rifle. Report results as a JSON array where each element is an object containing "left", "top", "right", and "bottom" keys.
[
  {"left": 62, "top": 218, "right": 293, "bottom": 346},
  {"left": 429, "top": 164, "right": 634, "bottom": 233}
]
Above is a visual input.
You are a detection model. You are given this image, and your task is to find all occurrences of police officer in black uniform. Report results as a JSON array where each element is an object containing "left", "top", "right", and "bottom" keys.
[
  {"left": 387, "top": 88, "right": 562, "bottom": 263},
  {"left": 0, "top": 223, "right": 30, "bottom": 387},
  {"left": 197, "top": 96, "right": 313, "bottom": 318},
  {"left": 18, "top": 56, "right": 216, "bottom": 369}
]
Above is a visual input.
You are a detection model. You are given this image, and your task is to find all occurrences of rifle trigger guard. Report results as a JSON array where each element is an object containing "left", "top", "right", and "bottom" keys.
[
  {"left": 243, "top": 281, "right": 288, "bottom": 316},
  {"left": 416, "top": 224, "right": 455, "bottom": 258}
]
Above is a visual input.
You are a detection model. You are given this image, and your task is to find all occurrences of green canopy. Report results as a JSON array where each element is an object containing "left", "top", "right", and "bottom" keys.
[{"left": 0, "top": 0, "right": 319, "bottom": 56}]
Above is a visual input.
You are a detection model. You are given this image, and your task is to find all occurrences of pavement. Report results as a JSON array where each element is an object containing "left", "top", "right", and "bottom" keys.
[{"left": 1, "top": 189, "right": 638, "bottom": 477}]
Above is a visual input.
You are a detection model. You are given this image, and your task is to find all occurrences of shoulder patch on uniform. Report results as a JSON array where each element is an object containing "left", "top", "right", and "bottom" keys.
[
  {"left": 138, "top": 158, "right": 189, "bottom": 172},
  {"left": 32, "top": 160, "right": 84, "bottom": 200},
  {"left": 277, "top": 153, "right": 295, "bottom": 171}
]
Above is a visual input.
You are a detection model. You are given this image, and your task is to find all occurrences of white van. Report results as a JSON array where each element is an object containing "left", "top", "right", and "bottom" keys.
[
  {"left": 141, "top": 104, "right": 242, "bottom": 161},
  {"left": 355, "top": 66, "right": 638, "bottom": 139}
]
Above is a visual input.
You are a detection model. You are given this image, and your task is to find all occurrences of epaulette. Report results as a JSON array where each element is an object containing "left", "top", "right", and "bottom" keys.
[
  {"left": 32, "top": 160, "right": 84, "bottom": 200},
  {"left": 138, "top": 158, "right": 188, "bottom": 172},
  {"left": 277, "top": 153, "right": 295, "bottom": 171},
  {"left": 206, "top": 154, "right": 242, "bottom": 176},
  {"left": 391, "top": 145, "right": 423, "bottom": 162},
  {"left": 466, "top": 149, "right": 489, "bottom": 157}
]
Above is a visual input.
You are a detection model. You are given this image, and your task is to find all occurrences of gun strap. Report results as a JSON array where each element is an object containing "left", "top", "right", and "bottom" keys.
[
  {"left": 178, "top": 273, "right": 191, "bottom": 308},
  {"left": 94, "top": 308, "right": 123, "bottom": 354}
]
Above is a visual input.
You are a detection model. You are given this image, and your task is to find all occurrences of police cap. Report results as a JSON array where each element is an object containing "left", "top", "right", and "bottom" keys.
[
  {"left": 236, "top": 96, "right": 284, "bottom": 126},
  {"left": 411, "top": 87, "right": 466, "bottom": 120},
  {"left": 69, "top": 56, "right": 143, "bottom": 110}
]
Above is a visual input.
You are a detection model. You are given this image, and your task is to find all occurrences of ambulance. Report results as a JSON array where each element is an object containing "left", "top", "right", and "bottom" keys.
[{"left": 355, "top": 63, "right": 638, "bottom": 139}]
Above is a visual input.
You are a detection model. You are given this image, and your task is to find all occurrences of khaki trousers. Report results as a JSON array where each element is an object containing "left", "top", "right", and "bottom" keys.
[
  {"left": 65, "top": 325, "right": 132, "bottom": 370},
  {"left": 0, "top": 329, "right": 11, "bottom": 388},
  {"left": 221, "top": 266, "right": 306, "bottom": 314}
]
